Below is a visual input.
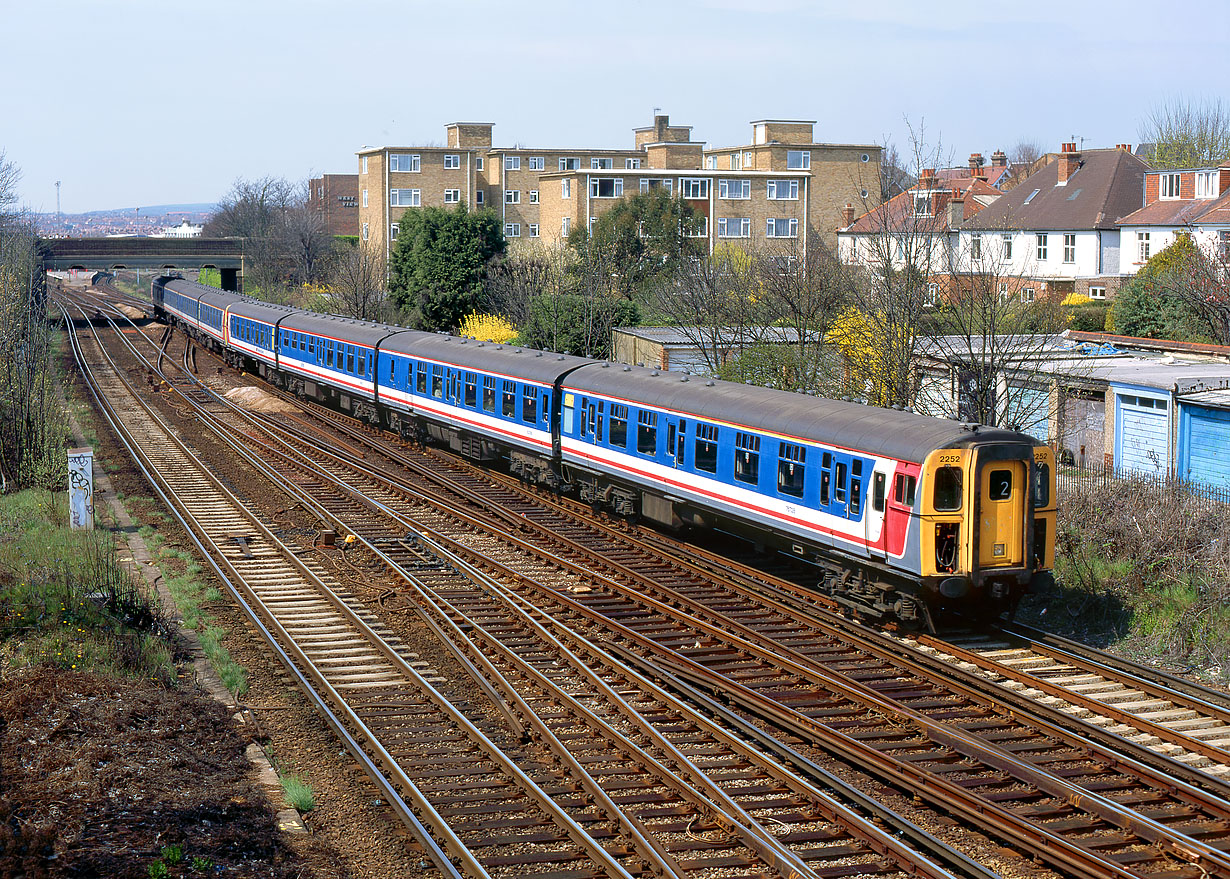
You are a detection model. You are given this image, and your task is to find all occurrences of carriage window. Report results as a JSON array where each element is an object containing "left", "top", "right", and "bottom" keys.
[
  {"left": 348, "top": 349, "right": 356, "bottom": 374},
  {"left": 416, "top": 363, "right": 427, "bottom": 394},
  {"left": 695, "top": 423, "right": 718, "bottom": 472},
  {"left": 482, "top": 376, "right": 496, "bottom": 412},
  {"left": 834, "top": 462, "right": 847, "bottom": 501},
  {"left": 894, "top": 473, "right": 917, "bottom": 506},
  {"left": 431, "top": 365, "right": 443, "bottom": 398},
  {"left": 522, "top": 386, "right": 537, "bottom": 423},
  {"left": 609, "top": 404, "right": 628, "bottom": 447},
  {"left": 989, "top": 469, "right": 1012, "bottom": 501},
  {"left": 596, "top": 401, "right": 605, "bottom": 442},
  {"left": 735, "top": 432, "right": 760, "bottom": 485},
  {"left": 637, "top": 410, "right": 657, "bottom": 455},
  {"left": 873, "top": 473, "right": 886, "bottom": 512},
  {"left": 327, "top": 344, "right": 335, "bottom": 368},
  {"left": 563, "top": 396, "right": 575, "bottom": 433},
  {"left": 502, "top": 380, "right": 516, "bottom": 417},
  {"left": 820, "top": 470, "right": 831, "bottom": 506},
  {"left": 358, "top": 350, "right": 366, "bottom": 377},
  {"left": 1032, "top": 462, "right": 1050, "bottom": 508},
  {"left": 778, "top": 442, "right": 805, "bottom": 497},
  {"left": 934, "top": 466, "right": 963, "bottom": 511},
  {"left": 850, "top": 474, "right": 862, "bottom": 516},
  {"left": 464, "top": 373, "right": 477, "bottom": 407}
]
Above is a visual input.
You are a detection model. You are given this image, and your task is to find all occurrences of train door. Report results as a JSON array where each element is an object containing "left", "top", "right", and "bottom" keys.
[
  {"left": 976, "top": 457, "right": 1026, "bottom": 568},
  {"left": 866, "top": 469, "right": 887, "bottom": 561},
  {"left": 666, "top": 418, "right": 687, "bottom": 468},
  {"left": 826, "top": 453, "right": 848, "bottom": 519}
]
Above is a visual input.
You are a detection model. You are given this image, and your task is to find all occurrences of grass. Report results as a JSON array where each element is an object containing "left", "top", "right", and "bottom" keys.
[
  {"left": 279, "top": 773, "right": 316, "bottom": 812},
  {"left": 0, "top": 489, "right": 175, "bottom": 683}
]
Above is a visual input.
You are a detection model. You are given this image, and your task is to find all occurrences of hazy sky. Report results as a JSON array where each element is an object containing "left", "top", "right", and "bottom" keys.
[{"left": 4, "top": 0, "right": 1228, "bottom": 213}]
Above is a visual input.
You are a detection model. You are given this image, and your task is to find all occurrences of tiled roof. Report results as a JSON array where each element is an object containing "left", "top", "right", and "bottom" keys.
[
  {"left": 961, "top": 148, "right": 1148, "bottom": 232},
  {"left": 1117, "top": 198, "right": 1214, "bottom": 226},
  {"left": 840, "top": 179, "right": 1000, "bottom": 235}
]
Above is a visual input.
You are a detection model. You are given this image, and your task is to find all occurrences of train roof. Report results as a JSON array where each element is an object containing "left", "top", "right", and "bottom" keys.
[
  {"left": 382, "top": 333, "right": 593, "bottom": 385},
  {"left": 226, "top": 298, "right": 301, "bottom": 323},
  {"left": 261, "top": 310, "right": 398, "bottom": 346},
  {"left": 161, "top": 278, "right": 246, "bottom": 309},
  {"left": 564, "top": 362, "right": 1029, "bottom": 463}
]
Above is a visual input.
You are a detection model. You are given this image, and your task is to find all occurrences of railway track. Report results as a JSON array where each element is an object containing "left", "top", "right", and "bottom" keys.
[
  {"left": 61, "top": 289, "right": 1230, "bottom": 878},
  {"left": 58, "top": 293, "right": 978, "bottom": 878}
]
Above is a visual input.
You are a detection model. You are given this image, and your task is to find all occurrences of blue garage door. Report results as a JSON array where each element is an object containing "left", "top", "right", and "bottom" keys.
[
  {"left": 1181, "top": 405, "right": 1230, "bottom": 489},
  {"left": 1117, "top": 394, "right": 1168, "bottom": 475}
]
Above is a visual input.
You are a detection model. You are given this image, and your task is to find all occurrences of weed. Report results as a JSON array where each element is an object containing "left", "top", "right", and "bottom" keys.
[
  {"left": 159, "top": 844, "right": 183, "bottom": 864},
  {"left": 147, "top": 860, "right": 168, "bottom": 878},
  {"left": 280, "top": 773, "right": 315, "bottom": 812}
]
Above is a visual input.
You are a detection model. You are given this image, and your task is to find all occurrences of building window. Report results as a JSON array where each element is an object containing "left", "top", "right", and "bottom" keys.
[
  {"left": 590, "top": 178, "right": 623, "bottom": 198},
  {"left": 361, "top": 189, "right": 368, "bottom": 208},
  {"left": 528, "top": 224, "right": 539, "bottom": 238},
  {"left": 679, "top": 178, "right": 709, "bottom": 199},
  {"left": 390, "top": 154, "right": 420, "bottom": 173},
  {"left": 317, "top": 185, "right": 323, "bottom": 199},
  {"left": 766, "top": 218, "right": 798, "bottom": 238},
  {"left": 476, "top": 157, "right": 484, "bottom": 171},
  {"left": 718, "top": 179, "right": 750, "bottom": 199},
  {"left": 1021, "top": 287, "right": 1035, "bottom": 303},
  {"left": 505, "top": 223, "right": 520, "bottom": 238},
  {"left": 444, "top": 154, "right": 461, "bottom": 169},
  {"left": 390, "top": 189, "right": 421, "bottom": 207},
  {"left": 528, "top": 190, "right": 539, "bottom": 204},
  {"left": 561, "top": 217, "right": 570, "bottom": 236},
  {"left": 476, "top": 190, "right": 484, "bottom": 205},
  {"left": 1160, "top": 172, "right": 1181, "bottom": 199},
  {"left": 1036, "top": 233, "right": 1048, "bottom": 261},
  {"left": 361, "top": 222, "right": 368, "bottom": 241},
  {"left": 767, "top": 179, "right": 799, "bottom": 200},
  {"left": 362, "top": 156, "right": 368, "bottom": 174},
  {"left": 528, "top": 156, "right": 544, "bottom": 171},
  {"left": 998, "top": 283, "right": 1010, "bottom": 303},
  {"left": 1002, "top": 234, "right": 1013, "bottom": 260},
  {"left": 390, "top": 223, "right": 399, "bottom": 241},
  {"left": 560, "top": 157, "right": 580, "bottom": 171},
  {"left": 591, "top": 157, "right": 613, "bottom": 169},
  {"left": 626, "top": 158, "right": 641, "bottom": 169},
  {"left": 731, "top": 152, "right": 742, "bottom": 170},
  {"left": 444, "top": 189, "right": 461, "bottom": 204},
  {"left": 639, "top": 178, "right": 649, "bottom": 193},
  {"left": 704, "top": 156, "right": 718, "bottom": 170},
  {"left": 1138, "top": 231, "right": 1151, "bottom": 261},
  {"left": 1196, "top": 170, "right": 1218, "bottom": 199},
  {"left": 1088, "top": 285, "right": 1106, "bottom": 300},
  {"left": 561, "top": 179, "right": 571, "bottom": 198},
  {"left": 504, "top": 155, "right": 520, "bottom": 171},
  {"left": 914, "top": 193, "right": 931, "bottom": 216},
  {"left": 1220, "top": 230, "right": 1230, "bottom": 261},
  {"left": 970, "top": 233, "right": 982, "bottom": 259},
  {"left": 1063, "top": 233, "right": 1076, "bottom": 263},
  {"left": 786, "top": 150, "right": 811, "bottom": 170},
  {"left": 686, "top": 217, "right": 708, "bottom": 237},
  {"left": 717, "top": 217, "right": 750, "bottom": 238},
  {"left": 505, "top": 190, "right": 520, "bottom": 204},
  {"left": 927, "top": 283, "right": 940, "bottom": 306}
]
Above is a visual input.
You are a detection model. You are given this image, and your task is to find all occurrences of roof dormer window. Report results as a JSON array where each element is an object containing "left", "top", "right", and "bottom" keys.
[
  {"left": 1159, "top": 172, "right": 1182, "bottom": 200},
  {"left": 913, "top": 193, "right": 931, "bottom": 217},
  {"left": 1196, "top": 170, "right": 1219, "bottom": 199}
]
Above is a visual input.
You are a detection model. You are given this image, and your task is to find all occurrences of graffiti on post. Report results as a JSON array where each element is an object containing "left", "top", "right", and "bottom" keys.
[{"left": 67, "top": 448, "right": 94, "bottom": 530}]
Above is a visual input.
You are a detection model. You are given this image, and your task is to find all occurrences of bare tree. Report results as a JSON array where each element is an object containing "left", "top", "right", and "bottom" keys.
[
  {"left": 877, "top": 140, "right": 913, "bottom": 204},
  {"left": 481, "top": 243, "right": 567, "bottom": 327},
  {"left": 0, "top": 150, "right": 19, "bottom": 225},
  {"left": 1140, "top": 97, "right": 1230, "bottom": 170},
  {"left": 325, "top": 241, "right": 389, "bottom": 322},
  {"left": 1004, "top": 139, "right": 1046, "bottom": 189},
  {"left": 283, "top": 181, "right": 331, "bottom": 285},
  {"left": 204, "top": 176, "right": 301, "bottom": 299}
]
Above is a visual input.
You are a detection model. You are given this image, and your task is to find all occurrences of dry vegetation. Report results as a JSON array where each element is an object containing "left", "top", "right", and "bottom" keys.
[{"left": 1022, "top": 478, "right": 1230, "bottom": 681}]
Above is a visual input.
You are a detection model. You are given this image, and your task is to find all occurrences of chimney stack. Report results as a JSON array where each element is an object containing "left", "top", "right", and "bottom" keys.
[
  {"left": 969, "top": 153, "right": 985, "bottom": 175},
  {"left": 840, "top": 203, "right": 855, "bottom": 227},
  {"left": 1057, "top": 142, "right": 1081, "bottom": 184},
  {"left": 990, "top": 150, "right": 1007, "bottom": 168},
  {"left": 1115, "top": 143, "right": 1132, "bottom": 152},
  {"left": 918, "top": 167, "right": 938, "bottom": 190}
]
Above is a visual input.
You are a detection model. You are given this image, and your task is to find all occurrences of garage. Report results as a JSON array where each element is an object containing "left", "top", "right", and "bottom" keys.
[
  {"left": 1178, "top": 397, "right": 1230, "bottom": 489},
  {"left": 1115, "top": 390, "right": 1170, "bottom": 476}
]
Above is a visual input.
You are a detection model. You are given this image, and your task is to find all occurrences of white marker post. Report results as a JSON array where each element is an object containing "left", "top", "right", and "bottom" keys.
[{"left": 67, "top": 448, "right": 94, "bottom": 530}]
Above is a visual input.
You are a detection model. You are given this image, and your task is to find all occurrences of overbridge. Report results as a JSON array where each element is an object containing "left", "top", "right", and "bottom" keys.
[{"left": 43, "top": 238, "right": 244, "bottom": 290}]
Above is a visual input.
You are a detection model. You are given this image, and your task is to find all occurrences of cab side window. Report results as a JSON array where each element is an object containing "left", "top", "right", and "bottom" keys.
[{"left": 934, "top": 466, "right": 963, "bottom": 511}]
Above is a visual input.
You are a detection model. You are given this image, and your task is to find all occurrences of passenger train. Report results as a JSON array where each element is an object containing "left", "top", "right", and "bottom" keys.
[{"left": 153, "top": 275, "right": 1055, "bottom": 628}]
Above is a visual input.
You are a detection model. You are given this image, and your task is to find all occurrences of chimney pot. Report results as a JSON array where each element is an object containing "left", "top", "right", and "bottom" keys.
[
  {"left": 969, "top": 152, "right": 984, "bottom": 171},
  {"left": 990, "top": 150, "right": 1007, "bottom": 167},
  {"left": 1061, "top": 142, "right": 1077, "bottom": 153}
]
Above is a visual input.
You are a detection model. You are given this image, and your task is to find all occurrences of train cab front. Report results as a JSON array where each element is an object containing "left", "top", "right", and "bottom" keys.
[{"left": 919, "top": 441, "right": 1055, "bottom": 621}]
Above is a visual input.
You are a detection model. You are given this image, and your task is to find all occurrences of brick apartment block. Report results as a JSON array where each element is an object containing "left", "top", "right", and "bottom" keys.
[
  {"left": 308, "top": 174, "right": 360, "bottom": 237},
  {"left": 357, "top": 116, "right": 882, "bottom": 262}
]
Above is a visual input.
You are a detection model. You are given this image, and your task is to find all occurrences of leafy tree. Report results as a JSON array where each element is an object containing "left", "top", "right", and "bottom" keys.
[
  {"left": 518, "top": 293, "right": 639, "bottom": 359},
  {"left": 388, "top": 206, "right": 505, "bottom": 332},
  {"left": 1111, "top": 235, "right": 1219, "bottom": 341},
  {"left": 567, "top": 189, "right": 704, "bottom": 299}
]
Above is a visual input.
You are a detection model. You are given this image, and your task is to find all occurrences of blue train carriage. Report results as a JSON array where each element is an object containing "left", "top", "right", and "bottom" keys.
[
  {"left": 224, "top": 299, "right": 301, "bottom": 380},
  {"left": 377, "top": 334, "right": 590, "bottom": 474},
  {"left": 152, "top": 277, "right": 243, "bottom": 352},
  {"left": 273, "top": 312, "right": 410, "bottom": 421}
]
